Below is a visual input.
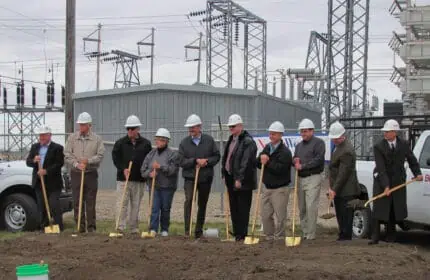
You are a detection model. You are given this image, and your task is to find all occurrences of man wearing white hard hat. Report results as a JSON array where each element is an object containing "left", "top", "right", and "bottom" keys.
[
  {"left": 64, "top": 112, "right": 105, "bottom": 233},
  {"left": 257, "top": 121, "right": 292, "bottom": 240},
  {"left": 112, "top": 115, "right": 152, "bottom": 234},
  {"left": 368, "top": 119, "right": 423, "bottom": 245},
  {"left": 221, "top": 114, "right": 257, "bottom": 241},
  {"left": 141, "top": 128, "right": 179, "bottom": 237},
  {"left": 26, "top": 126, "right": 65, "bottom": 231},
  {"left": 293, "top": 118, "right": 325, "bottom": 240},
  {"left": 179, "top": 114, "right": 220, "bottom": 238},
  {"left": 328, "top": 121, "right": 361, "bottom": 241}
]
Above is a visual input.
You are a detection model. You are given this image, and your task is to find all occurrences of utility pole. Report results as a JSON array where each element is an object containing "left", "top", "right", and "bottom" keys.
[
  {"left": 96, "top": 23, "right": 102, "bottom": 91},
  {"left": 83, "top": 23, "right": 103, "bottom": 91},
  {"left": 185, "top": 32, "right": 204, "bottom": 84},
  {"left": 137, "top": 27, "right": 155, "bottom": 84},
  {"left": 150, "top": 27, "right": 154, "bottom": 84},
  {"left": 65, "top": 0, "right": 75, "bottom": 134}
]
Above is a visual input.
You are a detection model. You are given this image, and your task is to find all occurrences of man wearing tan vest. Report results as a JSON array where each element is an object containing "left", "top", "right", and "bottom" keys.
[{"left": 65, "top": 112, "right": 105, "bottom": 233}]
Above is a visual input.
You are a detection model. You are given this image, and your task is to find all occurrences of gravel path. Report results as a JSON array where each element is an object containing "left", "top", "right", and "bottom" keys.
[{"left": 65, "top": 178, "right": 338, "bottom": 229}]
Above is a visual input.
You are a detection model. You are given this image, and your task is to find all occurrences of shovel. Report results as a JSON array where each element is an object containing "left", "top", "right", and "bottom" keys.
[
  {"left": 188, "top": 166, "right": 200, "bottom": 238},
  {"left": 320, "top": 198, "right": 335, "bottom": 220},
  {"left": 109, "top": 161, "right": 133, "bottom": 238},
  {"left": 221, "top": 187, "right": 234, "bottom": 242},
  {"left": 72, "top": 167, "right": 85, "bottom": 237},
  {"left": 141, "top": 170, "right": 157, "bottom": 238},
  {"left": 244, "top": 164, "right": 264, "bottom": 245},
  {"left": 286, "top": 169, "right": 301, "bottom": 247},
  {"left": 37, "top": 162, "right": 60, "bottom": 234},
  {"left": 364, "top": 179, "right": 417, "bottom": 207}
]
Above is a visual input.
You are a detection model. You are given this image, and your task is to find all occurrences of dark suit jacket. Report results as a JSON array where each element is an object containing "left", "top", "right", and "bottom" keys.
[
  {"left": 329, "top": 138, "right": 361, "bottom": 198},
  {"left": 26, "top": 141, "right": 65, "bottom": 192},
  {"left": 372, "top": 137, "right": 421, "bottom": 222}
]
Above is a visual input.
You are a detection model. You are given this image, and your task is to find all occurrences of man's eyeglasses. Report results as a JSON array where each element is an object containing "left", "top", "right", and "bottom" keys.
[
  {"left": 228, "top": 125, "right": 236, "bottom": 129},
  {"left": 127, "top": 127, "right": 138, "bottom": 131}
]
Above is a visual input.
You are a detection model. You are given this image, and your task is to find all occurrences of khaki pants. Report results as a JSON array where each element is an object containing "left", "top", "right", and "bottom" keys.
[
  {"left": 298, "top": 173, "right": 323, "bottom": 240},
  {"left": 261, "top": 186, "right": 291, "bottom": 238},
  {"left": 116, "top": 181, "right": 145, "bottom": 232}
]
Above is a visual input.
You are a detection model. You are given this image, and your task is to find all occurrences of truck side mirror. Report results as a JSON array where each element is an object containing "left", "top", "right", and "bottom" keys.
[{"left": 427, "top": 158, "right": 430, "bottom": 166}]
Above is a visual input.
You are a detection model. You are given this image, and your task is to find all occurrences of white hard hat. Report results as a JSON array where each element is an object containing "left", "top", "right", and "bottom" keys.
[
  {"left": 328, "top": 121, "right": 346, "bottom": 139},
  {"left": 125, "top": 115, "right": 142, "bottom": 127},
  {"left": 35, "top": 125, "right": 52, "bottom": 134},
  {"left": 227, "top": 114, "right": 243, "bottom": 126},
  {"left": 381, "top": 119, "right": 400, "bottom": 131},
  {"left": 298, "top": 118, "right": 315, "bottom": 130},
  {"left": 267, "top": 121, "right": 285, "bottom": 133},
  {"left": 155, "top": 128, "right": 171, "bottom": 139},
  {"left": 184, "top": 114, "right": 202, "bottom": 128},
  {"left": 76, "top": 112, "right": 92, "bottom": 124}
]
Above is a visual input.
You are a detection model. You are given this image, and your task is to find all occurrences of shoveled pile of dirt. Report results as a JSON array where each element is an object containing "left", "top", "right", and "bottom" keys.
[{"left": 0, "top": 230, "right": 429, "bottom": 280}]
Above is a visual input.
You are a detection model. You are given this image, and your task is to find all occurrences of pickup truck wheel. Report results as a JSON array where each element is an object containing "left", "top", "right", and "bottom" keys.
[
  {"left": 352, "top": 208, "right": 370, "bottom": 239},
  {"left": 2, "top": 193, "right": 39, "bottom": 232}
]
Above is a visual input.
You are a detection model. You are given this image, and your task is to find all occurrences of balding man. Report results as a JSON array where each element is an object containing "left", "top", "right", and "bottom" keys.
[
  {"left": 26, "top": 126, "right": 65, "bottom": 232},
  {"left": 65, "top": 112, "right": 105, "bottom": 233}
]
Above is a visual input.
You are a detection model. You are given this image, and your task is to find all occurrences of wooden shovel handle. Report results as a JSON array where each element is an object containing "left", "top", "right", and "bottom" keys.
[
  {"left": 38, "top": 162, "right": 53, "bottom": 224},
  {"left": 148, "top": 169, "right": 157, "bottom": 230},
  {"left": 364, "top": 179, "right": 417, "bottom": 207},
  {"left": 115, "top": 161, "right": 133, "bottom": 230},
  {"left": 250, "top": 164, "right": 264, "bottom": 237},
  {"left": 189, "top": 166, "right": 200, "bottom": 237}
]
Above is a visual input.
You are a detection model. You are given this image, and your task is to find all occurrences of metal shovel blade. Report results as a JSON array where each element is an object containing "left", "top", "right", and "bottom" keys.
[
  {"left": 320, "top": 213, "right": 336, "bottom": 220},
  {"left": 44, "top": 224, "right": 60, "bottom": 234},
  {"left": 244, "top": 236, "right": 259, "bottom": 245},
  {"left": 203, "top": 228, "right": 219, "bottom": 238},
  {"left": 285, "top": 236, "right": 301, "bottom": 247},
  {"left": 109, "top": 232, "right": 124, "bottom": 238},
  {"left": 141, "top": 231, "right": 156, "bottom": 238}
]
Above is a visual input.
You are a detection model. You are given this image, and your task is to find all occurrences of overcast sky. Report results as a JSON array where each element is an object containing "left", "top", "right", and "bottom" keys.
[{"left": 0, "top": 0, "right": 427, "bottom": 112}]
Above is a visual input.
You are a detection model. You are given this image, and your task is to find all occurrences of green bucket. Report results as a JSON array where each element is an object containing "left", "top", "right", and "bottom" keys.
[{"left": 16, "top": 264, "right": 49, "bottom": 279}]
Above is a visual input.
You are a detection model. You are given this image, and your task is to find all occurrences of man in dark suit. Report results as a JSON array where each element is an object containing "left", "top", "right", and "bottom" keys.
[
  {"left": 369, "top": 119, "right": 423, "bottom": 245},
  {"left": 328, "top": 121, "right": 361, "bottom": 241},
  {"left": 26, "top": 126, "right": 65, "bottom": 232}
]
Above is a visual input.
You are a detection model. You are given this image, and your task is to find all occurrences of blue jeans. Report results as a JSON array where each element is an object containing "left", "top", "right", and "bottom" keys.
[{"left": 150, "top": 188, "right": 175, "bottom": 232}]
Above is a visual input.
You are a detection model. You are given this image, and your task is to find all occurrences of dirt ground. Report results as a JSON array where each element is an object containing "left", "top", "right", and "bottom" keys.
[{"left": 1, "top": 229, "right": 429, "bottom": 280}]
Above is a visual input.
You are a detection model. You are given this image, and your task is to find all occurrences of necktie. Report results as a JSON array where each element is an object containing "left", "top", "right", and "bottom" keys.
[{"left": 391, "top": 143, "right": 395, "bottom": 152}]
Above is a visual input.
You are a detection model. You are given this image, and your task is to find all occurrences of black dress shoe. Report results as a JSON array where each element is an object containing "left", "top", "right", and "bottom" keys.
[
  {"left": 368, "top": 240, "right": 379, "bottom": 245},
  {"left": 235, "top": 235, "right": 245, "bottom": 242},
  {"left": 385, "top": 235, "right": 396, "bottom": 243}
]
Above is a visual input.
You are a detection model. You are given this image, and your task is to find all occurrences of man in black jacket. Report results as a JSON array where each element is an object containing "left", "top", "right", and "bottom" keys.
[
  {"left": 328, "top": 121, "right": 361, "bottom": 241},
  {"left": 369, "top": 119, "right": 423, "bottom": 245},
  {"left": 26, "top": 126, "right": 65, "bottom": 231},
  {"left": 112, "top": 115, "right": 152, "bottom": 234},
  {"left": 257, "top": 121, "right": 292, "bottom": 240},
  {"left": 222, "top": 114, "right": 258, "bottom": 241},
  {"left": 179, "top": 114, "right": 220, "bottom": 238}
]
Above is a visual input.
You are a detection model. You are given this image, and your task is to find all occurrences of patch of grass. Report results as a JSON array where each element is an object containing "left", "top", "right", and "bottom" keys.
[{"left": 0, "top": 231, "right": 25, "bottom": 241}]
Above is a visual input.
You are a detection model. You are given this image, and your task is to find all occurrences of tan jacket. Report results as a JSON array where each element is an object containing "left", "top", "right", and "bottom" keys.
[{"left": 64, "top": 131, "right": 105, "bottom": 172}]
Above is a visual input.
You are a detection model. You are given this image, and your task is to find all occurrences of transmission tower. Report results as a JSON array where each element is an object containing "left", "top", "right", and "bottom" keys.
[
  {"left": 303, "top": 0, "right": 370, "bottom": 128},
  {"left": 190, "top": 0, "right": 267, "bottom": 92}
]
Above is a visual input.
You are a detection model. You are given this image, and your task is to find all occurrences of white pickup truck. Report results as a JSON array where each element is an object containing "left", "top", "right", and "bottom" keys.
[
  {"left": 0, "top": 160, "right": 73, "bottom": 232},
  {"left": 352, "top": 130, "right": 430, "bottom": 238}
]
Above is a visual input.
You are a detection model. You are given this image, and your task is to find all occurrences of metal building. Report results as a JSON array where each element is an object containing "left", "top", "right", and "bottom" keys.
[{"left": 73, "top": 83, "right": 321, "bottom": 190}]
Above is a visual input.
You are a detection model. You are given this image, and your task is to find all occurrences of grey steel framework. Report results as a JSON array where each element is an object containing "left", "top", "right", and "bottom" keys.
[
  {"left": 103, "top": 50, "right": 142, "bottom": 89},
  {"left": 204, "top": 0, "right": 267, "bottom": 92},
  {"left": 327, "top": 0, "right": 370, "bottom": 120},
  {"left": 304, "top": 31, "right": 338, "bottom": 128}
]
